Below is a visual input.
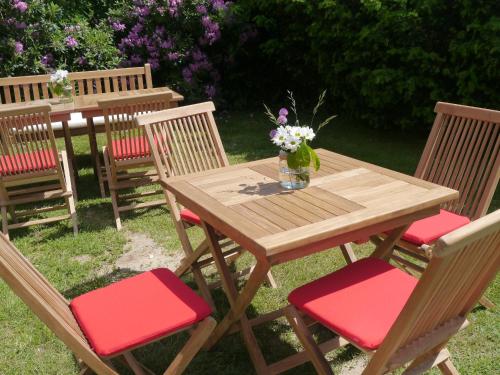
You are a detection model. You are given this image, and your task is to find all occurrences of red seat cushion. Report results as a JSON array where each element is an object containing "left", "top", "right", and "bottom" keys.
[
  {"left": 401, "top": 209, "right": 470, "bottom": 245},
  {"left": 0, "top": 149, "right": 57, "bottom": 176},
  {"left": 70, "top": 268, "right": 212, "bottom": 357},
  {"left": 288, "top": 258, "right": 418, "bottom": 350},
  {"left": 180, "top": 208, "right": 202, "bottom": 226},
  {"left": 111, "top": 135, "right": 150, "bottom": 160}
]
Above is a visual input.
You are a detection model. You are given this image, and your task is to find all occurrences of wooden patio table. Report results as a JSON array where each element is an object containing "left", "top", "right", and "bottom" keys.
[
  {"left": 164, "top": 148, "right": 458, "bottom": 374},
  {"left": 0, "top": 87, "right": 183, "bottom": 192}
]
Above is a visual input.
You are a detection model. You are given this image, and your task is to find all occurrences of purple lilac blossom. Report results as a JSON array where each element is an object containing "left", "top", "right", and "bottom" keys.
[
  {"left": 15, "top": 22, "right": 26, "bottom": 29},
  {"left": 14, "top": 41, "right": 23, "bottom": 54},
  {"left": 167, "top": 52, "right": 179, "bottom": 61},
  {"left": 111, "top": 22, "right": 126, "bottom": 32},
  {"left": 65, "top": 36, "right": 78, "bottom": 48},
  {"left": 13, "top": 1, "right": 28, "bottom": 13},
  {"left": 41, "top": 53, "right": 54, "bottom": 66},
  {"left": 182, "top": 67, "right": 193, "bottom": 84},
  {"left": 77, "top": 56, "right": 87, "bottom": 65},
  {"left": 279, "top": 108, "right": 288, "bottom": 116},
  {"left": 277, "top": 115, "right": 287, "bottom": 125},
  {"left": 196, "top": 5, "right": 207, "bottom": 14},
  {"left": 205, "top": 85, "right": 216, "bottom": 98},
  {"left": 130, "top": 54, "right": 143, "bottom": 64},
  {"left": 211, "top": 0, "right": 227, "bottom": 11}
]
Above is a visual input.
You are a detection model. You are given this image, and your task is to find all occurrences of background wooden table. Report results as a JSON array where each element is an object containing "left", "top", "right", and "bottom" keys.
[
  {"left": 165, "top": 148, "right": 458, "bottom": 374},
  {"left": 0, "top": 87, "right": 183, "bottom": 193}
]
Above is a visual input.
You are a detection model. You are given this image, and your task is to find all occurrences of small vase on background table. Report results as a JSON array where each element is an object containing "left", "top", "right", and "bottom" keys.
[{"left": 49, "top": 70, "right": 73, "bottom": 104}]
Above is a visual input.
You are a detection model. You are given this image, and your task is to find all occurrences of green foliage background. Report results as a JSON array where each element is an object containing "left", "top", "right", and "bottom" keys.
[{"left": 225, "top": 0, "right": 500, "bottom": 129}]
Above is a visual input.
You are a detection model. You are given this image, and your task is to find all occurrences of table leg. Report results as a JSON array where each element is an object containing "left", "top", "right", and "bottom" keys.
[
  {"left": 86, "top": 118, "right": 106, "bottom": 197},
  {"left": 370, "top": 224, "right": 410, "bottom": 260},
  {"left": 202, "top": 222, "right": 271, "bottom": 374}
]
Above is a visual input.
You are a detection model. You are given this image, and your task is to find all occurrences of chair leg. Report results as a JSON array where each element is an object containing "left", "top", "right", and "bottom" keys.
[
  {"left": 438, "top": 359, "right": 459, "bottom": 375},
  {"left": 340, "top": 243, "right": 357, "bottom": 264},
  {"left": 163, "top": 317, "right": 217, "bottom": 375},
  {"left": 265, "top": 270, "right": 278, "bottom": 288},
  {"left": 110, "top": 189, "right": 122, "bottom": 231},
  {"left": 1, "top": 206, "right": 9, "bottom": 239},
  {"left": 478, "top": 296, "right": 495, "bottom": 309},
  {"left": 61, "top": 150, "right": 79, "bottom": 235},
  {"left": 284, "top": 306, "right": 333, "bottom": 375},
  {"left": 103, "top": 147, "right": 122, "bottom": 230}
]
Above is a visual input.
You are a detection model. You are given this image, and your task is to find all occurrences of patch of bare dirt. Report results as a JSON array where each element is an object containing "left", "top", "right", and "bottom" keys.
[
  {"left": 114, "top": 231, "right": 183, "bottom": 272},
  {"left": 71, "top": 255, "right": 92, "bottom": 264},
  {"left": 338, "top": 355, "right": 368, "bottom": 375}
]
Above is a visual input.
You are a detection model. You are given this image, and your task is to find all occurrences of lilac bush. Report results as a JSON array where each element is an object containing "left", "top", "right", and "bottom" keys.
[
  {"left": 109, "top": 0, "right": 234, "bottom": 99},
  {"left": 0, "top": 1, "right": 120, "bottom": 77}
]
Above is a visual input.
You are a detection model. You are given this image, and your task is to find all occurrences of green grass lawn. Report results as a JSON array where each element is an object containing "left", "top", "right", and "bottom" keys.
[{"left": 0, "top": 110, "right": 498, "bottom": 374}]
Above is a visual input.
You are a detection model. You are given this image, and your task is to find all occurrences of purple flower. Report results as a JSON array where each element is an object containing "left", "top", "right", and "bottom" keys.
[
  {"left": 205, "top": 85, "right": 216, "bottom": 98},
  {"left": 15, "top": 22, "right": 27, "bottom": 30},
  {"left": 130, "top": 54, "right": 143, "bottom": 65},
  {"left": 148, "top": 58, "right": 160, "bottom": 70},
  {"left": 13, "top": 1, "right": 28, "bottom": 13},
  {"left": 182, "top": 67, "right": 193, "bottom": 84},
  {"left": 196, "top": 5, "right": 207, "bottom": 14},
  {"left": 111, "top": 22, "right": 126, "bottom": 32},
  {"left": 211, "top": 0, "right": 227, "bottom": 11},
  {"left": 277, "top": 115, "right": 287, "bottom": 125},
  {"left": 279, "top": 108, "right": 288, "bottom": 116},
  {"left": 167, "top": 52, "right": 179, "bottom": 61},
  {"left": 65, "top": 36, "right": 78, "bottom": 48},
  {"left": 41, "top": 53, "right": 53, "bottom": 66},
  {"left": 269, "top": 129, "right": 277, "bottom": 138},
  {"left": 77, "top": 56, "right": 87, "bottom": 65},
  {"left": 14, "top": 41, "right": 23, "bottom": 54}
]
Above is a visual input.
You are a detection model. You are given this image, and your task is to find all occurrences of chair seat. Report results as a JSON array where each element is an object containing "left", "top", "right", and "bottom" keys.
[
  {"left": 0, "top": 149, "right": 57, "bottom": 176},
  {"left": 288, "top": 258, "right": 418, "bottom": 350},
  {"left": 401, "top": 209, "right": 470, "bottom": 245},
  {"left": 70, "top": 268, "right": 212, "bottom": 357},
  {"left": 180, "top": 208, "right": 202, "bottom": 226},
  {"left": 111, "top": 135, "right": 151, "bottom": 160}
]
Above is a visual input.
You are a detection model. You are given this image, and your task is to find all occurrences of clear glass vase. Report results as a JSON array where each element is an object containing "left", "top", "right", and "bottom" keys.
[
  {"left": 278, "top": 150, "right": 310, "bottom": 190},
  {"left": 50, "top": 84, "right": 73, "bottom": 104}
]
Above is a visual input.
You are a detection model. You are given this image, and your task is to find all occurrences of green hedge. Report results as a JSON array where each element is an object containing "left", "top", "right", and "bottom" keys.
[{"left": 227, "top": 0, "right": 500, "bottom": 129}]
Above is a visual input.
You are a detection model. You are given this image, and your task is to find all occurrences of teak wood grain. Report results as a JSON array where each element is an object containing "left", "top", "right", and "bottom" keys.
[{"left": 165, "top": 148, "right": 458, "bottom": 265}]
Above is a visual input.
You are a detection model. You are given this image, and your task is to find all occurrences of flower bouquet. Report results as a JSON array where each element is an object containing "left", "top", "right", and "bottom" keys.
[
  {"left": 49, "top": 70, "right": 72, "bottom": 103},
  {"left": 266, "top": 91, "right": 336, "bottom": 189}
]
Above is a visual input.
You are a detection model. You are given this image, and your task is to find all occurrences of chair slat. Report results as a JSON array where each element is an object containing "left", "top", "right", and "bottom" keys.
[{"left": 416, "top": 102, "right": 500, "bottom": 220}]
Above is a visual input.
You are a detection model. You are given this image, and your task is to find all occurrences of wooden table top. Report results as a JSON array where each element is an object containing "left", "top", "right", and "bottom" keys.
[
  {"left": 165, "top": 149, "right": 459, "bottom": 263},
  {"left": 0, "top": 87, "right": 183, "bottom": 115}
]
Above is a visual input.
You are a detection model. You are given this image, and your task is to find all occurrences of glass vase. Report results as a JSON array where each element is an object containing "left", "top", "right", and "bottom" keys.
[
  {"left": 278, "top": 150, "right": 310, "bottom": 190},
  {"left": 50, "top": 84, "right": 73, "bottom": 104}
]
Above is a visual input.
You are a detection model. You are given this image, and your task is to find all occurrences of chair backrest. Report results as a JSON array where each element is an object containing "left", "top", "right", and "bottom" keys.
[
  {"left": 135, "top": 101, "right": 229, "bottom": 181},
  {"left": 366, "top": 209, "right": 500, "bottom": 374},
  {"left": 415, "top": 102, "right": 500, "bottom": 220},
  {"left": 0, "top": 234, "right": 117, "bottom": 374},
  {"left": 98, "top": 92, "right": 173, "bottom": 168},
  {"left": 0, "top": 74, "right": 53, "bottom": 104},
  {"left": 68, "top": 64, "right": 153, "bottom": 96},
  {"left": 0, "top": 105, "right": 62, "bottom": 180}
]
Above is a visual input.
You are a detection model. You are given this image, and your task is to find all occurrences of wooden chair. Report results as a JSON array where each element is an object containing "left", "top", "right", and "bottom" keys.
[
  {"left": 0, "top": 73, "right": 78, "bottom": 193},
  {"left": 384, "top": 102, "right": 499, "bottom": 307},
  {"left": 279, "top": 209, "right": 500, "bottom": 375},
  {"left": 98, "top": 92, "right": 173, "bottom": 230},
  {"left": 0, "top": 233, "right": 216, "bottom": 375},
  {"left": 68, "top": 64, "right": 155, "bottom": 197},
  {"left": 136, "top": 102, "right": 277, "bottom": 309},
  {"left": 0, "top": 105, "right": 78, "bottom": 238}
]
